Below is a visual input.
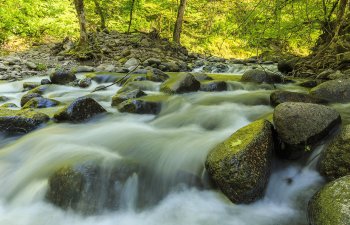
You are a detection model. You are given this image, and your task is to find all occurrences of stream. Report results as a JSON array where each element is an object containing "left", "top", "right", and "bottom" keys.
[{"left": 0, "top": 64, "right": 339, "bottom": 225}]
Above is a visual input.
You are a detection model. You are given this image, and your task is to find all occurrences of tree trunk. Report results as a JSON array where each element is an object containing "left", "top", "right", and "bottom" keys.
[
  {"left": 73, "top": 0, "right": 88, "bottom": 45},
  {"left": 128, "top": 0, "right": 136, "bottom": 34},
  {"left": 173, "top": 0, "right": 187, "bottom": 44},
  {"left": 93, "top": 0, "right": 106, "bottom": 31},
  {"left": 332, "top": 0, "right": 349, "bottom": 39}
]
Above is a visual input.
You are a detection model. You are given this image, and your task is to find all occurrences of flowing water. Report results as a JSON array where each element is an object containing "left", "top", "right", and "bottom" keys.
[{"left": 0, "top": 67, "right": 329, "bottom": 225}]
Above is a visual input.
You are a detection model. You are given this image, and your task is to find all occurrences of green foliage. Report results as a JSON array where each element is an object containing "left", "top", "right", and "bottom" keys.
[{"left": 0, "top": 0, "right": 344, "bottom": 57}]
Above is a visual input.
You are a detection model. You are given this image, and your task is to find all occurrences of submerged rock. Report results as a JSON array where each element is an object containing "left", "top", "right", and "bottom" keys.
[
  {"left": 205, "top": 120, "right": 274, "bottom": 204},
  {"left": 54, "top": 97, "right": 106, "bottom": 122},
  {"left": 318, "top": 125, "right": 350, "bottom": 181},
  {"left": 308, "top": 175, "right": 350, "bottom": 225},
  {"left": 117, "top": 99, "right": 161, "bottom": 115},
  {"left": 241, "top": 69, "right": 283, "bottom": 84},
  {"left": 200, "top": 81, "right": 227, "bottom": 92},
  {"left": 22, "top": 97, "right": 60, "bottom": 109},
  {"left": 273, "top": 102, "right": 341, "bottom": 159},
  {"left": 0, "top": 108, "right": 49, "bottom": 134},
  {"left": 310, "top": 79, "right": 350, "bottom": 103},
  {"left": 160, "top": 73, "right": 200, "bottom": 94},
  {"left": 270, "top": 90, "right": 327, "bottom": 107},
  {"left": 111, "top": 89, "right": 147, "bottom": 106},
  {"left": 50, "top": 70, "right": 77, "bottom": 85}
]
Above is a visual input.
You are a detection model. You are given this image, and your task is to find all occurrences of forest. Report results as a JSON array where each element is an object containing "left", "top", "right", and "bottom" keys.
[{"left": 0, "top": 1, "right": 350, "bottom": 225}]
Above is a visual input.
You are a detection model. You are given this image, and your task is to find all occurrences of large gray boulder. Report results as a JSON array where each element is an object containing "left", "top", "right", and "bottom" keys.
[
  {"left": 241, "top": 69, "right": 284, "bottom": 84},
  {"left": 50, "top": 70, "right": 77, "bottom": 85},
  {"left": 310, "top": 79, "right": 350, "bottom": 103},
  {"left": 0, "top": 108, "right": 49, "bottom": 134},
  {"left": 318, "top": 125, "right": 350, "bottom": 181},
  {"left": 160, "top": 73, "right": 200, "bottom": 94},
  {"left": 54, "top": 97, "right": 106, "bottom": 122},
  {"left": 270, "top": 90, "right": 327, "bottom": 107},
  {"left": 273, "top": 102, "right": 341, "bottom": 159},
  {"left": 205, "top": 120, "right": 274, "bottom": 204},
  {"left": 308, "top": 175, "right": 350, "bottom": 225}
]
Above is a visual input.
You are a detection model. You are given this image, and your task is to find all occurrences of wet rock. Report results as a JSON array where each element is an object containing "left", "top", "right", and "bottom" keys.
[
  {"left": 160, "top": 73, "right": 200, "bottom": 94},
  {"left": 146, "top": 68, "right": 169, "bottom": 82},
  {"left": 318, "top": 125, "right": 350, "bottom": 181},
  {"left": 1, "top": 103, "right": 18, "bottom": 108},
  {"left": 143, "top": 58, "right": 161, "bottom": 67},
  {"left": 308, "top": 175, "right": 350, "bottom": 225},
  {"left": 50, "top": 70, "right": 77, "bottom": 85},
  {"left": 111, "top": 89, "right": 146, "bottom": 106},
  {"left": 117, "top": 99, "right": 161, "bottom": 114},
  {"left": 273, "top": 102, "right": 341, "bottom": 159},
  {"left": 192, "top": 72, "right": 213, "bottom": 81},
  {"left": 270, "top": 91, "right": 327, "bottom": 107},
  {"left": 299, "top": 80, "right": 319, "bottom": 88},
  {"left": 0, "top": 108, "right": 49, "bottom": 134},
  {"left": 205, "top": 120, "right": 274, "bottom": 204},
  {"left": 23, "top": 82, "right": 41, "bottom": 91},
  {"left": 46, "top": 161, "right": 140, "bottom": 213},
  {"left": 124, "top": 58, "right": 140, "bottom": 70},
  {"left": 118, "top": 80, "right": 159, "bottom": 93},
  {"left": 241, "top": 69, "right": 284, "bottom": 84},
  {"left": 75, "top": 66, "right": 95, "bottom": 73},
  {"left": 78, "top": 78, "right": 92, "bottom": 88},
  {"left": 277, "top": 60, "right": 294, "bottom": 74},
  {"left": 310, "top": 79, "right": 350, "bottom": 103},
  {"left": 200, "top": 81, "right": 227, "bottom": 92},
  {"left": 54, "top": 97, "right": 107, "bottom": 122},
  {"left": 20, "top": 93, "right": 42, "bottom": 107},
  {"left": 0, "top": 96, "right": 9, "bottom": 102},
  {"left": 160, "top": 61, "right": 180, "bottom": 72},
  {"left": 22, "top": 97, "right": 60, "bottom": 109},
  {"left": 41, "top": 79, "right": 51, "bottom": 85}
]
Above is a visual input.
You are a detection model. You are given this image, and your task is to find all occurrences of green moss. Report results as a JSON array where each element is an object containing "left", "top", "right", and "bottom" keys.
[{"left": 208, "top": 74, "right": 242, "bottom": 82}]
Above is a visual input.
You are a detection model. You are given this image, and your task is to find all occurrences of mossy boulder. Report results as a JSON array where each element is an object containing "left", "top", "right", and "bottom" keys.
[
  {"left": 270, "top": 91, "right": 327, "bottom": 107},
  {"left": 241, "top": 69, "right": 284, "bottom": 84},
  {"left": 160, "top": 73, "right": 200, "bottom": 94},
  {"left": 273, "top": 102, "right": 341, "bottom": 159},
  {"left": 310, "top": 79, "right": 350, "bottom": 103},
  {"left": 20, "top": 93, "right": 42, "bottom": 107},
  {"left": 0, "top": 108, "right": 49, "bottom": 134},
  {"left": 146, "top": 68, "right": 169, "bottom": 82},
  {"left": 318, "top": 125, "right": 350, "bottom": 181},
  {"left": 23, "top": 82, "right": 41, "bottom": 91},
  {"left": 200, "top": 81, "right": 227, "bottom": 92},
  {"left": 117, "top": 99, "right": 161, "bottom": 115},
  {"left": 22, "top": 97, "right": 61, "bottom": 109},
  {"left": 54, "top": 97, "right": 106, "bottom": 122},
  {"left": 205, "top": 120, "right": 274, "bottom": 204},
  {"left": 46, "top": 162, "right": 139, "bottom": 213},
  {"left": 308, "top": 175, "right": 350, "bottom": 225},
  {"left": 111, "top": 89, "right": 147, "bottom": 106},
  {"left": 50, "top": 70, "right": 77, "bottom": 85},
  {"left": 192, "top": 72, "right": 213, "bottom": 81},
  {"left": 78, "top": 78, "right": 92, "bottom": 88},
  {"left": 1, "top": 103, "right": 18, "bottom": 108}
]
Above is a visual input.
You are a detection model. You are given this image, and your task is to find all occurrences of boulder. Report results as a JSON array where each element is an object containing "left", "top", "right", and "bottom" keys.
[
  {"left": 146, "top": 68, "right": 169, "bottom": 82},
  {"left": 78, "top": 78, "right": 92, "bottom": 88},
  {"left": 0, "top": 108, "right": 49, "bottom": 134},
  {"left": 273, "top": 102, "right": 341, "bottom": 159},
  {"left": 310, "top": 79, "right": 350, "bottom": 103},
  {"left": 318, "top": 125, "right": 350, "bottom": 181},
  {"left": 160, "top": 73, "right": 200, "bottom": 94},
  {"left": 117, "top": 99, "right": 161, "bottom": 115},
  {"left": 22, "top": 97, "right": 60, "bottom": 109},
  {"left": 200, "top": 81, "right": 227, "bottom": 92},
  {"left": 50, "top": 70, "right": 77, "bottom": 85},
  {"left": 143, "top": 58, "right": 161, "bottom": 67},
  {"left": 191, "top": 72, "right": 213, "bottom": 81},
  {"left": 160, "top": 62, "right": 180, "bottom": 72},
  {"left": 23, "top": 82, "right": 41, "bottom": 91},
  {"left": 270, "top": 91, "right": 327, "bottom": 107},
  {"left": 111, "top": 89, "right": 147, "bottom": 106},
  {"left": 54, "top": 97, "right": 106, "bottom": 122},
  {"left": 205, "top": 120, "right": 274, "bottom": 204},
  {"left": 124, "top": 58, "right": 140, "bottom": 70},
  {"left": 241, "top": 69, "right": 284, "bottom": 84},
  {"left": 20, "top": 93, "right": 42, "bottom": 107},
  {"left": 308, "top": 175, "right": 350, "bottom": 225},
  {"left": 277, "top": 60, "right": 294, "bottom": 74},
  {"left": 41, "top": 79, "right": 51, "bottom": 85}
]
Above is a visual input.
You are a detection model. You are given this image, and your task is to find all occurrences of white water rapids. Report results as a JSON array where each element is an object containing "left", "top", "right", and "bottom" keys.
[{"left": 0, "top": 72, "right": 325, "bottom": 225}]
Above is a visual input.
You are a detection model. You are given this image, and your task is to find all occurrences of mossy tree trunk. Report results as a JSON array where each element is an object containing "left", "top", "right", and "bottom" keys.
[
  {"left": 173, "top": 0, "right": 187, "bottom": 44},
  {"left": 127, "top": 0, "right": 136, "bottom": 34},
  {"left": 73, "top": 0, "right": 88, "bottom": 45},
  {"left": 93, "top": 0, "right": 106, "bottom": 31}
]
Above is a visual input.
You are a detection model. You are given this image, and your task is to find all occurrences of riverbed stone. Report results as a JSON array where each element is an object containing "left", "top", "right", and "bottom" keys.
[
  {"left": 23, "top": 82, "right": 41, "bottom": 91},
  {"left": 20, "top": 93, "right": 42, "bottom": 107},
  {"left": 0, "top": 108, "right": 49, "bottom": 134},
  {"left": 22, "top": 97, "right": 60, "bottom": 109},
  {"left": 124, "top": 58, "right": 140, "bottom": 70},
  {"left": 117, "top": 99, "right": 161, "bottom": 115},
  {"left": 160, "top": 73, "right": 200, "bottom": 94},
  {"left": 50, "top": 70, "right": 77, "bottom": 85},
  {"left": 146, "top": 68, "right": 169, "bottom": 82},
  {"left": 111, "top": 89, "right": 146, "bottom": 106},
  {"left": 308, "top": 175, "right": 350, "bottom": 225},
  {"left": 310, "top": 79, "right": 350, "bottom": 103},
  {"left": 200, "top": 81, "right": 227, "bottom": 92},
  {"left": 205, "top": 119, "right": 274, "bottom": 204},
  {"left": 241, "top": 69, "right": 284, "bottom": 84},
  {"left": 318, "top": 125, "right": 350, "bottom": 181},
  {"left": 270, "top": 90, "right": 327, "bottom": 107},
  {"left": 273, "top": 102, "right": 341, "bottom": 159},
  {"left": 78, "top": 78, "right": 92, "bottom": 88},
  {"left": 54, "top": 97, "right": 106, "bottom": 122}
]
